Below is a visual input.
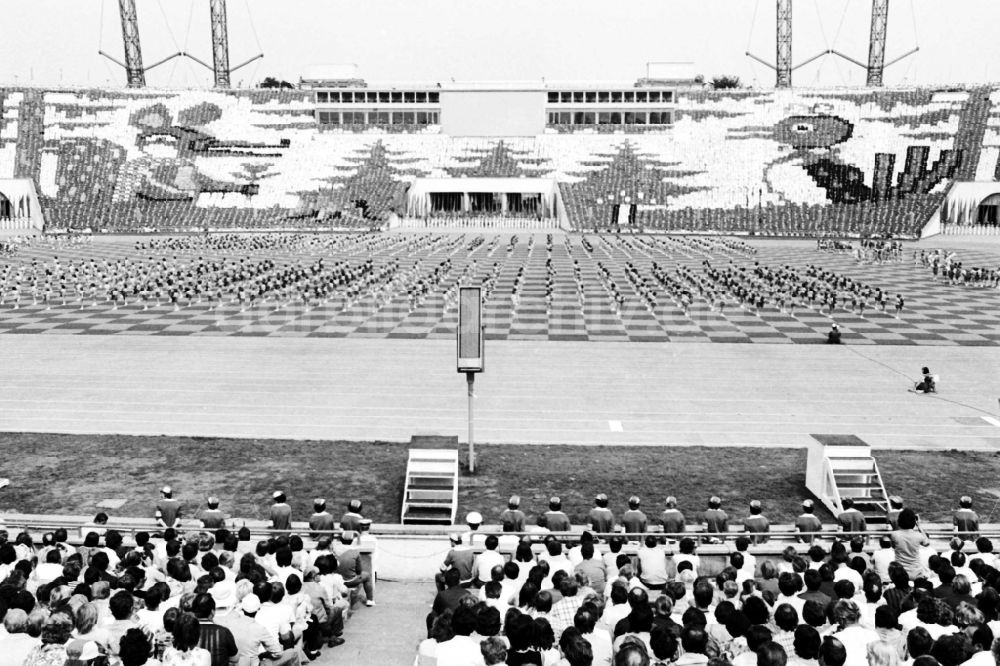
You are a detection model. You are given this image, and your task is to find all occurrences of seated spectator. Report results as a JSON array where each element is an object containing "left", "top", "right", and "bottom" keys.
[
  {"left": 506, "top": 611, "right": 543, "bottom": 665},
  {"left": 789, "top": 625, "right": 821, "bottom": 666},
  {"left": 758, "top": 642, "right": 788, "bottom": 666},
  {"left": 735, "top": 627, "right": 774, "bottom": 666},
  {"left": 559, "top": 627, "right": 594, "bottom": 666},
  {"left": 818, "top": 636, "right": 847, "bottom": 666},
  {"left": 161, "top": 611, "right": 211, "bottom": 665},
  {"left": 0, "top": 609, "right": 41, "bottom": 666},
  {"left": 830, "top": 600, "right": 878, "bottom": 666},
  {"left": 474, "top": 536, "right": 505, "bottom": 587},
  {"left": 118, "top": 628, "right": 156, "bottom": 666},
  {"left": 24, "top": 611, "right": 75, "bottom": 666},
  {"left": 480, "top": 635, "right": 508, "bottom": 666},
  {"left": 675, "top": 625, "right": 710, "bottom": 666},
  {"left": 867, "top": 640, "right": 899, "bottom": 666}
]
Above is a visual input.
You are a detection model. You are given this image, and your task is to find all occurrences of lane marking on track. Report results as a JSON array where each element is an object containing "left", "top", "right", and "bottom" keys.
[{"left": 609, "top": 420, "right": 624, "bottom": 432}]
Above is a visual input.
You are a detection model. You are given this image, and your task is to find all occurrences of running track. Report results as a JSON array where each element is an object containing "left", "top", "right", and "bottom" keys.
[{"left": 2, "top": 335, "right": 999, "bottom": 450}]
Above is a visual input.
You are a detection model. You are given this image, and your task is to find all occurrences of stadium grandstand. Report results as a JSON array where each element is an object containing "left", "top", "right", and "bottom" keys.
[
  {"left": 2, "top": 0, "right": 1000, "bottom": 665},
  {"left": 1, "top": 82, "right": 1000, "bottom": 236}
]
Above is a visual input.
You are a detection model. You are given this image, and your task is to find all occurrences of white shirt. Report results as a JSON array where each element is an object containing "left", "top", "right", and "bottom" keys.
[
  {"left": 920, "top": 623, "right": 957, "bottom": 641},
  {"left": 435, "top": 635, "right": 485, "bottom": 666},
  {"left": 474, "top": 549, "right": 506, "bottom": 583},
  {"left": 599, "top": 603, "right": 630, "bottom": 634},
  {"left": 271, "top": 565, "right": 301, "bottom": 587},
  {"left": 137, "top": 607, "right": 166, "bottom": 635},
  {"left": 872, "top": 548, "right": 895, "bottom": 582},
  {"left": 738, "top": 551, "right": 757, "bottom": 573},
  {"left": 961, "top": 650, "right": 999, "bottom": 666},
  {"left": 479, "top": 578, "right": 518, "bottom": 607},
  {"left": 776, "top": 592, "right": 806, "bottom": 616},
  {"left": 674, "top": 553, "right": 701, "bottom": 574},
  {"left": 255, "top": 601, "right": 295, "bottom": 641},
  {"left": 833, "top": 625, "right": 879, "bottom": 666},
  {"left": 637, "top": 546, "right": 669, "bottom": 586},
  {"left": 540, "top": 554, "right": 574, "bottom": 589},
  {"left": 834, "top": 564, "right": 864, "bottom": 590},
  {"left": 603, "top": 551, "right": 623, "bottom": 575},
  {"left": 32, "top": 562, "right": 64, "bottom": 586},
  {"left": 858, "top": 599, "right": 885, "bottom": 630},
  {"left": 586, "top": 628, "right": 614, "bottom": 666},
  {"left": 0, "top": 632, "right": 41, "bottom": 666}
]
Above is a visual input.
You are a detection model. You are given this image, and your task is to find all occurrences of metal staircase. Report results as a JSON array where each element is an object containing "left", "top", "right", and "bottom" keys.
[
  {"left": 400, "top": 449, "right": 458, "bottom": 525},
  {"left": 806, "top": 435, "right": 889, "bottom": 524}
]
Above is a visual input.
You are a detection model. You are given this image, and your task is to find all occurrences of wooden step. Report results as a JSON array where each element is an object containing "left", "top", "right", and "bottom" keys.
[
  {"left": 405, "top": 500, "right": 454, "bottom": 510},
  {"left": 408, "top": 460, "right": 455, "bottom": 474},
  {"left": 406, "top": 489, "right": 454, "bottom": 501},
  {"left": 838, "top": 486, "right": 885, "bottom": 496},
  {"left": 402, "top": 508, "right": 454, "bottom": 523},
  {"left": 828, "top": 457, "right": 877, "bottom": 471}
]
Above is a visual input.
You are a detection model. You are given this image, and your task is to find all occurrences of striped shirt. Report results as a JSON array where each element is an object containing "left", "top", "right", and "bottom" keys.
[{"left": 197, "top": 620, "right": 238, "bottom": 666}]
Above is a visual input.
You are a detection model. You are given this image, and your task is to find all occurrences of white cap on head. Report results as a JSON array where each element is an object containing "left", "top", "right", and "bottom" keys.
[
  {"left": 240, "top": 595, "right": 261, "bottom": 613},
  {"left": 466, "top": 511, "right": 482, "bottom": 525}
]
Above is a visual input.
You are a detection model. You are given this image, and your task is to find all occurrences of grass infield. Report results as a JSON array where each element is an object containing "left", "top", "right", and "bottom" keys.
[{"left": 1, "top": 433, "right": 999, "bottom": 527}]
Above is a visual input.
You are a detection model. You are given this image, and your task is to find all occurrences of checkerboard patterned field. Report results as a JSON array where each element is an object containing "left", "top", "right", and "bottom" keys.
[{"left": 1, "top": 234, "right": 998, "bottom": 345}]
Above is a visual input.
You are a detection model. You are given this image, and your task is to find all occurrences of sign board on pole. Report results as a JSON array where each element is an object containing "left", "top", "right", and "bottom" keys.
[{"left": 457, "top": 286, "right": 484, "bottom": 373}]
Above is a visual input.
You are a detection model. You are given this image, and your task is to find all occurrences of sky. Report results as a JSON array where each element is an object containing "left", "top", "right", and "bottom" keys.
[{"left": 0, "top": 0, "right": 997, "bottom": 90}]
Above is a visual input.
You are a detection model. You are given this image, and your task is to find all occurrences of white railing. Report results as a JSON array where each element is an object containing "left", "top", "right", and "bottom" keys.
[{"left": 943, "top": 224, "right": 1000, "bottom": 235}]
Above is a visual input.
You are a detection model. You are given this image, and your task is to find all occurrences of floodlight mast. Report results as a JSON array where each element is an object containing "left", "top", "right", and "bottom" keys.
[
  {"left": 118, "top": 0, "right": 145, "bottom": 88},
  {"left": 100, "top": 0, "right": 183, "bottom": 88},
  {"left": 867, "top": 0, "right": 889, "bottom": 86},
  {"left": 183, "top": 0, "right": 264, "bottom": 88},
  {"left": 775, "top": 0, "right": 793, "bottom": 88},
  {"left": 210, "top": 0, "right": 232, "bottom": 88},
  {"left": 746, "top": 0, "right": 827, "bottom": 88},
  {"left": 827, "top": 0, "right": 919, "bottom": 87}
]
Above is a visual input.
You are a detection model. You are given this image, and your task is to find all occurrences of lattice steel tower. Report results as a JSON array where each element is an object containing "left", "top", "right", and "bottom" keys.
[
  {"left": 775, "top": 0, "right": 793, "bottom": 88},
  {"left": 210, "top": 0, "right": 232, "bottom": 88},
  {"left": 866, "top": 0, "right": 889, "bottom": 87},
  {"left": 118, "top": 0, "right": 146, "bottom": 88}
]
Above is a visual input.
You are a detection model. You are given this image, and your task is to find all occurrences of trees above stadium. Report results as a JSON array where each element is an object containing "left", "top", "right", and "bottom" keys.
[
  {"left": 711, "top": 75, "right": 743, "bottom": 89},
  {"left": 259, "top": 76, "right": 295, "bottom": 89}
]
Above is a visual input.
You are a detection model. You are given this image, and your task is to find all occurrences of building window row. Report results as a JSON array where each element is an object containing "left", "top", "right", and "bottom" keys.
[
  {"left": 547, "top": 110, "right": 674, "bottom": 126},
  {"left": 317, "top": 110, "right": 441, "bottom": 125},
  {"left": 547, "top": 90, "right": 674, "bottom": 104},
  {"left": 316, "top": 91, "right": 441, "bottom": 104}
]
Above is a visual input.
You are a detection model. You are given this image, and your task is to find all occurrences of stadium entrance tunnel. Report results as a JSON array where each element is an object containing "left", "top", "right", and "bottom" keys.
[
  {"left": 979, "top": 193, "right": 1000, "bottom": 225},
  {"left": 0, "top": 178, "right": 45, "bottom": 231},
  {"left": 942, "top": 181, "right": 1000, "bottom": 228},
  {"left": 402, "top": 177, "right": 570, "bottom": 229}
]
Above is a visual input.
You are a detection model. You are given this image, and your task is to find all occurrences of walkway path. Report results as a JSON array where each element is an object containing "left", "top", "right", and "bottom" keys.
[{"left": 314, "top": 581, "right": 428, "bottom": 665}]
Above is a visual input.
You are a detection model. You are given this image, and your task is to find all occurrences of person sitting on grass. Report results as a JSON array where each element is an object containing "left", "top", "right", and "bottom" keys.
[{"left": 914, "top": 368, "right": 935, "bottom": 394}]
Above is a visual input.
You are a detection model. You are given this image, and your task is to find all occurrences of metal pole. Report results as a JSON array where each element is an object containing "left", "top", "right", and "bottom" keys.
[{"left": 467, "top": 371, "right": 476, "bottom": 473}]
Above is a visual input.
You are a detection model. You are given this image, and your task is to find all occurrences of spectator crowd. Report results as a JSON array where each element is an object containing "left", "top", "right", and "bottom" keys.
[
  {"left": 0, "top": 489, "right": 377, "bottom": 666},
  {"left": 417, "top": 494, "right": 998, "bottom": 666}
]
